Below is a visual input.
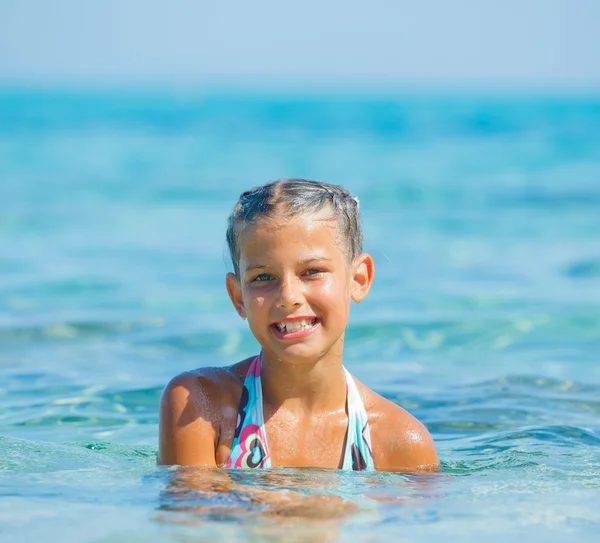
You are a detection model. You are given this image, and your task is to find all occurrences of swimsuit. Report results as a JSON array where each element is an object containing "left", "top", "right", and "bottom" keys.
[{"left": 223, "top": 355, "right": 375, "bottom": 471}]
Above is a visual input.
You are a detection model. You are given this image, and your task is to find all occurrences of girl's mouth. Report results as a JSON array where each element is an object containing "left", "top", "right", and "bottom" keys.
[{"left": 270, "top": 317, "right": 320, "bottom": 339}]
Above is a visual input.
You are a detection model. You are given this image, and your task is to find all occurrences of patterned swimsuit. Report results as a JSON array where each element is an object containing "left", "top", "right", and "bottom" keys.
[{"left": 224, "top": 355, "right": 375, "bottom": 471}]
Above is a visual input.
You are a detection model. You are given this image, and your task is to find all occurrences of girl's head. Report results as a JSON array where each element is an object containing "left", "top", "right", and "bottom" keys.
[
  {"left": 225, "top": 179, "right": 374, "bottom": 363},
  {"left": 226, "top": 179, "right": 362, "bottom": 277}
]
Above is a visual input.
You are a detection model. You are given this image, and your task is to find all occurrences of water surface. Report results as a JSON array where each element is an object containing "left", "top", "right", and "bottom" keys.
[{"left": 1, "top": 90, "right": 600, "bottom": 542}]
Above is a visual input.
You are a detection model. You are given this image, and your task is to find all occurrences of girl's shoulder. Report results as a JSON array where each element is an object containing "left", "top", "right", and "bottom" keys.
[
  {"left": 162, "top": 358, "right": 252, "bottom": 405},
  {"left": 354, "top": 379, "right": 439, "bottom": 472},
  {"left": 158, "top": 358, "right": 253, "bottom": 466}
]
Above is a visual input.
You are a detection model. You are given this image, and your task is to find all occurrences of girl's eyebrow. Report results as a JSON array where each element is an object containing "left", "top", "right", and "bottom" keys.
[
  {"left": 244, "top": 256, "right": 332, "bottom": 273},
  {"left": 244, "top": 263, "right": 268, "bottom": 273},
  {"left": 300, "top": 256, "right": 333, "bottom": 264}
]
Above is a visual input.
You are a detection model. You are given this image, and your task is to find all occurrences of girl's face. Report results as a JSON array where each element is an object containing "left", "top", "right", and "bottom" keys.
[{"left": 226, "top": 212, "right": 373, "bottom": 365}]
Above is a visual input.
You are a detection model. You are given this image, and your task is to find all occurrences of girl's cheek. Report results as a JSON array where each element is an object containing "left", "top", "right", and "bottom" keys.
[
  {"left": 318, "top": 276, "right": 337, "bottom": 294},
  {"left": 244, "top": 285, "right": 265, "bottom": 306}
]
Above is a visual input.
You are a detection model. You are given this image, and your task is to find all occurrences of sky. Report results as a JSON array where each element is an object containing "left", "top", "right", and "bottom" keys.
[{"left": 1, "top": 0, "right": 599, "bottom": 90}]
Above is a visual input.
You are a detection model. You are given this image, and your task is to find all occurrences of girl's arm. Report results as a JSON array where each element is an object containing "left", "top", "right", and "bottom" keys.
[
  {"left": 375, "top": 408, "right": 438, "bottom": 472},
  {"left": 159, "top": 372, "right": 219, "bottom": 467},
  {"left": 384, "top": 416, "right": 439, "bottom": 472},
  {"left": 365, "top": 388, "right": 439, "bottom": 472}
]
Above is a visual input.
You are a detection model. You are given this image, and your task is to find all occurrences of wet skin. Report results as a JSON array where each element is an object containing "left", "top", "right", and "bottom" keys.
[{"left": 159, "top": 212, "right": 438, "bottom": 472}]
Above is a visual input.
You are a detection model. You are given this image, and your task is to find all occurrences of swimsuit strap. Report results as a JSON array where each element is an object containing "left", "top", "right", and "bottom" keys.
[
  {"left": 223, "top": 356, "right": 271, "bottom": 469},
  {"left": 341, "top": 368, "right": 375, "bottom": 471},
  {"left": 224, "top": 356, "right": 374, "bottom": 471}
]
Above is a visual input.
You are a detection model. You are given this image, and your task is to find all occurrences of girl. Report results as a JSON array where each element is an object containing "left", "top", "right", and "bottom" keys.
[{"left": 159, "top": 179, "right": 438, "bottom": 472}]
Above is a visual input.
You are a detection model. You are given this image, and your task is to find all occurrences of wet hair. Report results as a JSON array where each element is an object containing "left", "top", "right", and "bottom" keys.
[{"left": 226, "top": 179, "right": 363, "bottom": 277}]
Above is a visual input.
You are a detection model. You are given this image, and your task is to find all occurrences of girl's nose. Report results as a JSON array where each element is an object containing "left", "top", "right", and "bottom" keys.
[{"left": 277, "top": 275, "right": 303, "bottom": 308}]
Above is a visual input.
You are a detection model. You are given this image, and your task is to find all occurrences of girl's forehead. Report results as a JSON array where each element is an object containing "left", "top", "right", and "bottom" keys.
[
  {"left": 239, "top": 213, "right": 344, "bottom": 255},
  {"left": 245, "top": 212, "right": 337, "bottom": 236}
]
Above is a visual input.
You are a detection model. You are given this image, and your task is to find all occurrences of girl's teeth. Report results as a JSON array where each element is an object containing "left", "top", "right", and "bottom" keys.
[{"left": 277, "top": 319, "right": 315, "bottom": 333}]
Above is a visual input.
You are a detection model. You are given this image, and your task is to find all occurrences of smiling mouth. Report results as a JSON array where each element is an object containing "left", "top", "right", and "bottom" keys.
[{"left": 271, "top": 317, "right": 320, "bottom": 335}]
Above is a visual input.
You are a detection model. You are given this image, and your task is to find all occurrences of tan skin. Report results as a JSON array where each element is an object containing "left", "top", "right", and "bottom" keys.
[{"left": 159, "top": 212, "right": 438, "bottom": 473}]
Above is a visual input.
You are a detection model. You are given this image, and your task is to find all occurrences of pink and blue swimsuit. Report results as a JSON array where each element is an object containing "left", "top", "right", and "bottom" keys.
[{"left": 224, "top": 355, "right": 375, "bottom": 471}]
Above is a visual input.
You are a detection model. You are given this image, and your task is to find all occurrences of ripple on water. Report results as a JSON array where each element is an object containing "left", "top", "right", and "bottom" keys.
[
  {"left": 1, "top": 380, "right": 162, "bottom": 433},
  {"left": 0, "top": 317, "right": 167, "bottom": 343},
  {"left": 482, "top": 425, "right": 600, "bottom": 448},
  {"left": 0, "top": 435, "right": 156, "bottom": 473},
  {"left": 386, "top": 373, "right": 600, "bottom": 485},
  {"left": 348, "top": 313, "right": 600, "bottom": 357}
]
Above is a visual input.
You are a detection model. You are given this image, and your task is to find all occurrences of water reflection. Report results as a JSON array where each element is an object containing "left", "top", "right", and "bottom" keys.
[{"left": 153, "top": 466, "right": 445, "bottom": 541}]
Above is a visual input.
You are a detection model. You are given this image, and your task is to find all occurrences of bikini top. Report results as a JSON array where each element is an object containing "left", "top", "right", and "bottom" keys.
[{"left": 223, "top": 355, "right": 375, "bottom": 471}]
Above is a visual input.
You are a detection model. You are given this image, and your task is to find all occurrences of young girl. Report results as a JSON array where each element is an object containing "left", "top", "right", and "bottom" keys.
[{"left": 159, "top": 179, "right": 438, "bottom": 472}]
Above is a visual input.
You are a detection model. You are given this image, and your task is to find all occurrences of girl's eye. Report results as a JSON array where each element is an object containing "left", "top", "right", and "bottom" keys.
[
  {"left": 304, "top": 268, "right": 323, "bottom": 277},
  {"left": 252, "top": 273, "right": 273, "bottom": 283}
]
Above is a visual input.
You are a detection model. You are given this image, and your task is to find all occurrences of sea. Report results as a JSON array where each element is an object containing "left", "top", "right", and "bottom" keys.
[{"left": 1, "top": 89, "right": 599, "bottom": 542}]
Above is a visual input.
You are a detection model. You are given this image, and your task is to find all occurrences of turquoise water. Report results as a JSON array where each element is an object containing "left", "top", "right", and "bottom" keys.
[{"left": 1, "top": 90, "right": 600, "bottom": 542}]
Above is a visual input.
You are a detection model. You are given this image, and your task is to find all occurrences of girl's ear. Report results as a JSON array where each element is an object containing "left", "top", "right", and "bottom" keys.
[
  {"left": 226, "top": 272, "right": 247, "bottom": 319},
  {"left": 351, "top": 253, "right": 375, "bottom": 303}
]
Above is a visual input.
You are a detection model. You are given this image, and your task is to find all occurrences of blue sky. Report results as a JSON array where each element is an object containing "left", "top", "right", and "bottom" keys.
[{"left": 1, "top": 0, "right": 599, "bottom": 90}]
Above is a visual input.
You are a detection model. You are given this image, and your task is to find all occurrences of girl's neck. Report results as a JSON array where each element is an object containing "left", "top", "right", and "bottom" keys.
[{"left": 259, "top": 348, "right": 347, "bottom": 415}]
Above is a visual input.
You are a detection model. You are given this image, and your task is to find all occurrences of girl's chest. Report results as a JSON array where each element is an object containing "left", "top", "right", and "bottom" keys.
[{"left": 264, "top": 411, "right": 349, "bottom": 469}]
